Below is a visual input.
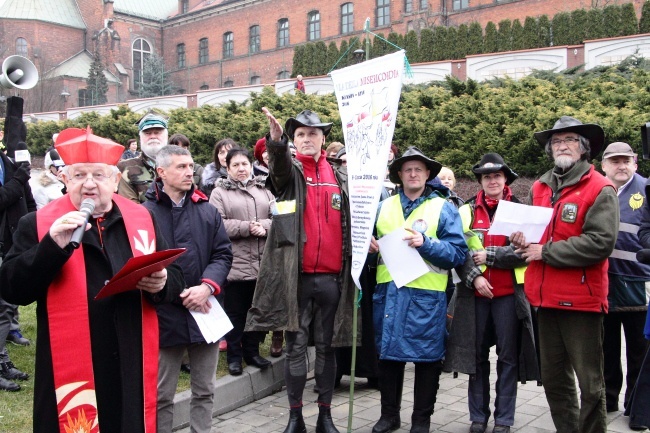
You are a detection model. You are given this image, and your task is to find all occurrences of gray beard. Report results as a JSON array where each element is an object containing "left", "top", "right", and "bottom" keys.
[{"left": 554, "top": 155, "right": 576, "bottom": 170}]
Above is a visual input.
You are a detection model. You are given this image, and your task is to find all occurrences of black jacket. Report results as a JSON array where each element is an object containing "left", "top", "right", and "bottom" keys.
[
  {"left": 0, "top": 152, "right": 36, "bottom": 255},
  {"left": 144, "top": 180, "right": 233, "bottom": 347}
]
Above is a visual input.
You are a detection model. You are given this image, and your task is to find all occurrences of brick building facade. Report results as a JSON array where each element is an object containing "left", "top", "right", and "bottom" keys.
[{"left": 0, "top": 0, "right": 644, "bottom": 113}]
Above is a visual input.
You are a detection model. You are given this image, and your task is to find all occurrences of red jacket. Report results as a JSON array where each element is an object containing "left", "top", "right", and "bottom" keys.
[
  {"left": 525, "top": 166, "right": 612, "bottom": 313},
  {"left": 296, "top": 151, "right": 343, "bottom": 274}
]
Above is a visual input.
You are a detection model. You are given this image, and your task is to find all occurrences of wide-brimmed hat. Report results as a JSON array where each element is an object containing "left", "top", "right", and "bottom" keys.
[
  {"left": 602, "top": 141, "right": 637, "bottom": 159},
  {"left": 388, "top": 146, "right": 442, "bottom": 184},
  {"left": 284, "top": 110, "right": 332, "bottom": 140},
  {"left": 533, "top": 116, "right": 605, "bottom": 159},
  {"left": 472, "top": 153, "right": 518, "bottom": 185}
]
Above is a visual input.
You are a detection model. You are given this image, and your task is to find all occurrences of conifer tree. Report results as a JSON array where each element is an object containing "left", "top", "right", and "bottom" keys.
[
  {"left": 404, "top": 30, "right": 420, "bottom": 63},
  {"left": 497, "top": 19, "right": 512, "bottom": 52},
  {"left": 138, "top": 52, "right": 173, "bottom": 98},
  {"left": 433, "top": 26, "right": 448, "bottom": 60},
  {"left": 291, "top": 44, "right": 305, "bottom": 78},
  {"left": 570, "top": 9, "right": 588, "bottom": 44},
  {"left": 372, "top": 33, "right": 388, "bottom": 58},
  {"left": 537, "top": 15, "right": 551, "bottom": 47},
  {"left": 603, "top": 5, "right": 622, "bottom": 38},
  {"left": 640, "top": 1, "right": 650, "bottom": 33},
  {"left": 446, "top": 26, "right": 459, "bottom": 59},
  {"left": 485, "top": 21, "right": 498, "bottom": 53},
  {"left": 302, "top": 43, "right": 316, "bottom": 76},
  {"left": 467, "top": 22, "right": 484, "bottom": 55},
  {"left": 86, "top": 51, "right": 108, "bottom": 105},
  {"left": 456, "top": 24, "right": 471, "bottom": 58},
  {"left": 338, "top": 40, "right": 349, "bottom": 69},
  {"left": 620, "top": 3, "right": 639, "bottom": 36},
  {"left": 523, "top": 16, "right": 539, "bottom": 48},
  {"left": 326, "top": 42, "right": 340, "bottom": 72},
  {"left": 313, "top": 41, "right": 328, "bottom": 75},
  {"left": 585, "top": 8, "right": 605, "bottom": 41},
  {"left": 419, "top": 28, "right": 435, "bottom": 61},
  {"left": 551, "top": 12, "right": 571, "bottom": 46},
  {"left": 511, "top": 19, "right": 525, "bottom": 50}
]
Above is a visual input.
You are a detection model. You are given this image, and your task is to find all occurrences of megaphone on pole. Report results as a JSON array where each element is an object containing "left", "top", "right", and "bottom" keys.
[{"left": 0, "top": 55, "right": 39, "bottom": 90}]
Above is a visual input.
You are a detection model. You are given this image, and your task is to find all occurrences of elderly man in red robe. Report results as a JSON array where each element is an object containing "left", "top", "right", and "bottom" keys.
[{"left": 0, "top": 127, "right": 184, "bottom": 433}]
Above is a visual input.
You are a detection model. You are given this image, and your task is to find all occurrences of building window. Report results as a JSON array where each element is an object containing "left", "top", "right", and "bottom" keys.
[
  {"left": 223, "top": 32, "right": 234, "bottom": 58},
  {"left": 250, "top": 75, "right": 261, "bottom": 85},
  {"left": 177, "top": 43, "right": 186, "bottom": 68},
  {"left": 277, "top": 70, "right": 291, "bottom": 79},
  {"left": 78, "top": 89, "right": 89, "bottom": 107},
  {"left": 405, "top": 0, "right": 412, "bottom": 13},
  {"left": 278, "top": 19, "right": 289, "bottom": 47},
  {"left": 199, "top": 38, "right": 208, "bottom": 64},
  {"left": 15, "top": 37, "right": 28, "bottom": 57},
  {"left": 132, "top": 38, "right": 151, "bottom": 90},
  {"left": 341, "top": 3, "right": 354, "bottom": 34},
  {"left": 453, "top": 0, "right": 469, "bottom": 10},
  {"left": 420, "top": 0, "right": 428, "bottom": 9},
  {"left": 377, "top": 0, "right": 390, "bottom": 27},
  {"left": 308, "top": 11, "right": 320, "bottom": 41},
  {"left": 181, "top": 0, "right": 189, "bottom": 13},
  {"left": 224, "top": 80, "right": 234, "bottom": 87},
  {"left": 249, "top": 25, "right": 261, "bottom": 54},
  {"left": 200, "top": 84, "right": 209, "bottom": 90}
]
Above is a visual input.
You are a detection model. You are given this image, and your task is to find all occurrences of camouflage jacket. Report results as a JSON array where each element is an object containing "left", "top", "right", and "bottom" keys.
[{"left": 117, "top": 154, "right": 156, "bottom": 203}]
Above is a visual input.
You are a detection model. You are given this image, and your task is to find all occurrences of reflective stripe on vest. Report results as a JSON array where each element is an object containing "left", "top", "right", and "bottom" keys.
[
  {"left": 376, "top": 195, "right": 447, "bottom": 290},
  {"left": 458, "top": 203, "right": 527, "bottom": 283}
]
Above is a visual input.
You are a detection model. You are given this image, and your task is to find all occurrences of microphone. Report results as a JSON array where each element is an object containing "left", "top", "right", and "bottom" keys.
[
  {"left": 69, "top": 199, "right": 95, "bottom": 249},
  {"left": 636, "top": 249, "right": 650, "bottom": 265}
]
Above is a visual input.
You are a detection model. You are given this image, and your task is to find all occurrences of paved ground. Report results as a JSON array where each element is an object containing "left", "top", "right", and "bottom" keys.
[{"left": 175, "top": 347, "right": 638, "bottom": 433}]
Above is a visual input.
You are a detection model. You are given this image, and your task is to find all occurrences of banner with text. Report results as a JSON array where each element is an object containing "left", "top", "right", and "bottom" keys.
[{"left": 330, "top": 50, "right": 405, "bottom": 290}]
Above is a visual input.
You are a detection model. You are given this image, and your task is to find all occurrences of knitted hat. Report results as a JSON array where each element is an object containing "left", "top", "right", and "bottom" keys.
[{"left": 254, "top": 137, "right": 267, "bottom": 165}]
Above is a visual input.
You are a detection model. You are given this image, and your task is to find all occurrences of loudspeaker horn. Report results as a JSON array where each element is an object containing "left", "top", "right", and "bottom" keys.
[{"left": 0, "top": 55, "right": 39, "bottom": 90}]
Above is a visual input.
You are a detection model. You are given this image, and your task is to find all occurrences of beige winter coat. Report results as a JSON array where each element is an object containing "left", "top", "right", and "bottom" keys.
[{"left": 209, "top": 175, "right": 274, "bottom": 282}]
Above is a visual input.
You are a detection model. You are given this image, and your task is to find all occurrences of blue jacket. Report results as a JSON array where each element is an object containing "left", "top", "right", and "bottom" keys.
[
  {"left": 144, "top": 180, "right": 233, "bottom": 347},
  {"left": 373, "top": 186, "right": 467, "bottom": 362}
]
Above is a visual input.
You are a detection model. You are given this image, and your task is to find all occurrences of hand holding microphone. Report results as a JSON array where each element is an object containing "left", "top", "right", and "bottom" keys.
[{"left": 49, "top": 199, "right": 95, "bottom": 249}]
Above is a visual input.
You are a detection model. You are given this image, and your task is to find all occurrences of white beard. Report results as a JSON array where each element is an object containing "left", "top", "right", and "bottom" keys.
[{"left": 554, "top": 155, "right": 577, "bottom": 170}]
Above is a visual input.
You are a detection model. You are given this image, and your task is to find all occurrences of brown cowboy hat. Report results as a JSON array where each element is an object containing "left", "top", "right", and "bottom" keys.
[
  {"left": 284, "top": 110, "right": 332, "bottom": 140},
  {"left": 388, "top": 146, "right": 442, "bottom": 184},
  {"left": 472, "top": 153, "right": 518, "bottom": 185},
  {"left": 533, "top": 116, "right": 605, "bottom": 159}
]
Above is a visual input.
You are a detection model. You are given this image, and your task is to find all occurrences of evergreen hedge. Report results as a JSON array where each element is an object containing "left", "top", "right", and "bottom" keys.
[
  {"left": 9, "top": 58, "right": 650, "bottom": 179},
  {"left": 291, "top": 3, "right": 645, "bottom": 75}
]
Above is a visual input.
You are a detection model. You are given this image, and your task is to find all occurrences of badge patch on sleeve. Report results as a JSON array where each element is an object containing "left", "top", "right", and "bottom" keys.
[
  {"left": 331, "top": 193, "right": 342, "bottom": 211},
  {"left": 561, "top": 203, "right": 578, "bottom": 223}
]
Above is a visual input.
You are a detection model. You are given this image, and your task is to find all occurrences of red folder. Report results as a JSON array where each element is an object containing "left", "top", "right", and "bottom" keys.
[{"left": 95, "top": 248, "right": 186, "bottom": 300}]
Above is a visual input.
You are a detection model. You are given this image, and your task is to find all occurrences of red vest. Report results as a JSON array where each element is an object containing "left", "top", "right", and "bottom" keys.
[
  {"left": 472, "top": 197, "right": 515, "bottom": 298},
  {"left": 525, "top": 166, "right": 613, "bottom": 313}
]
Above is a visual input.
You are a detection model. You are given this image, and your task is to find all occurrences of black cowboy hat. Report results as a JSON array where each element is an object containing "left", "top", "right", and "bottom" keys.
[
  {"left": 284, "top": 110, "right": 332, "bottom": 140},
  {"left": 533, "top": 116, "right": 605, "bottom": 159},
  {"left": 388, "top": 146, "right": 442, "bottom": 184},
  {"left": 472, "top": 153, "right": 518, "bottom": 185}
]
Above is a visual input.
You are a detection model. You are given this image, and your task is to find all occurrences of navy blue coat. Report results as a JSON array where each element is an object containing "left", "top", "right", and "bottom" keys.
[{"left": 144, "top": 180, "right": 233, "bottom": 347}]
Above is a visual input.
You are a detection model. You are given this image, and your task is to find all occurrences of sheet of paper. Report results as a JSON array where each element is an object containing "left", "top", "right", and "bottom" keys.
[
  {"left": 376, "top": 228, "right": 430, "bottom": 288},
  {"left": 189, "top": 296, "right": 234, "bottom": 344},
  {"left": 487, "top": 200, "right": 553, "bottom": 243}
]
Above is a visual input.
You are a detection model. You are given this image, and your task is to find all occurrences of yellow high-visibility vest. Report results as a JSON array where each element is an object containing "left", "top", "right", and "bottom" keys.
[{"left": 376, "top": 195, "right": 447, "bottom": 291}]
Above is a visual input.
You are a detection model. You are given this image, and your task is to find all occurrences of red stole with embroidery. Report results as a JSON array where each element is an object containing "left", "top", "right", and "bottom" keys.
[{"left": 37, "top": 194, "right": 159, "bottom": 433}]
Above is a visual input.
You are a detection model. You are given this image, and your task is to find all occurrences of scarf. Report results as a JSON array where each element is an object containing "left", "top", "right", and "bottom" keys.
[{"left": 37, "top": 194, "right": 159, "bottom": 433}]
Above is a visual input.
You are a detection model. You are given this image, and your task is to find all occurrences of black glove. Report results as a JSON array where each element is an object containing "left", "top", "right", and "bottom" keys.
[{"left": 13, "top": 163, "right": 31, "bottom": 184}]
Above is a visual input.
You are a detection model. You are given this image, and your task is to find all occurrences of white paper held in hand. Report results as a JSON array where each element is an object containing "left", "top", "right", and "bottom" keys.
[
  {"left": 487, "top": 200, "right": 553, "bottom": 243},
  {"left": 189, "top": 295, "right": 233, "bottom": 344},
  {"left": 376, "top": 228, "right": 430, "bottom": 288}
]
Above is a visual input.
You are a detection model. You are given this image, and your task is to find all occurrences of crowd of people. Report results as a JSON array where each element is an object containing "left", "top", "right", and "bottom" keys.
[{"left": 0, "top": 108, "right": 649, "bottom": 433}]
